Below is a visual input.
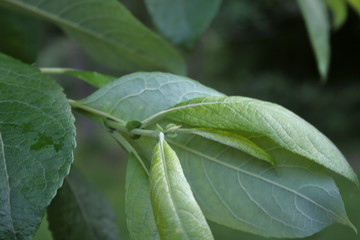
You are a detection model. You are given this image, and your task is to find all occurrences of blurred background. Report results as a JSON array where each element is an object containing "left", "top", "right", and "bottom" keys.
[{"left": 1, "top": 0, "right": 359, "bottom": 239}]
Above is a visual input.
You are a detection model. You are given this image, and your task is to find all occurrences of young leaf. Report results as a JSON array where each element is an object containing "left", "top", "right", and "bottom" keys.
[
  {"left": 0, "top": 0, "right": 186, "bottom": 74},
  {"left": 150, "top": 133, "right": 214, "bottom": 240},
  {"left": 47, "top": 168, "right": 121, "bottom": 240},
  {"left": 297, "top": 0, "right": 331, "bottom": 80},
  {"left": 79, "top": 72, "right": 224, "bottom": 122},
  {"left": 0, "top": 53, "right": 76, "bottom": 239},
  {"left": 326, "top": 0, "right": 348, "bottom": 29},
  {"left": 126, "top": 153, "right": 160, "bottom": 240},
  {"left": 41, "top": 68, "right": 117, "bottom": 88},
  {"left": 179, "top": 128, "right": 275, "bottom": 165},
  {"left": 158, "top": 96, "right": 358, "bottom": 186},
  {"left": 144, "top": 0, "right": 221, "bottom": 46}
]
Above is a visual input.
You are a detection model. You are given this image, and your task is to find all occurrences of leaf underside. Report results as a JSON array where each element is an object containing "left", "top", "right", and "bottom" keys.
[
  {"left": 78, "top": 72, "right": 355, "bottom": 238},
  {"left": 0, "top": 53, "right": 76, "bottom": 240},
  {"left": 162, "top": 96, "right": 358, "bottom": 186},
  {"left": 125, "top": 153, "right": 160, "bottom": 240},
  {"left": 150, "top": 134, "right": 213, "bottom": 239}
]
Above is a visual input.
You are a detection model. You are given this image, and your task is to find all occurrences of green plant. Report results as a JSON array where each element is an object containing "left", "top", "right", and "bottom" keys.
[{"left": 0, "top": 0, "right": 359, "bottom": 240}]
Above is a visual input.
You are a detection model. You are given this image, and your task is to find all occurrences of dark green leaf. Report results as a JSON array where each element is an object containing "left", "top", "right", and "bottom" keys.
[
  {"left": 0, "top": 53, "right": 76, "bottom": 239},
  {"left": 156, "top": 96, "right": 358, "bottom": 186},
  {"left": 0, "top": 9, "right": 39, "bottom": 63},
  {"left": 47, "top": 167, "right": 120, "bottom": 240},
  {"left": 1, "top": 0, "right": 186, "bottom": 74},
  {"left": 297, "top": 0, "right": 331, "bottom": 80},
  {"left": 144, "top": 0, "right": 221, "bottom": 46},
  {"left": 125, "top": 153, "right": 159, "bottom": 240},
  {"left": 150, "top": 133, "right": 213, "bottom": 239}
]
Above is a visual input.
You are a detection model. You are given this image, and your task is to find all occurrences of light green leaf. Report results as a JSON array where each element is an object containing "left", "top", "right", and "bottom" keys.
[
  {"left": 153, "top": 96, "right": 358, "bottom": 186},
  {"left": 179, "top": 128, "right": 274, "bottom": 165},
  {"left": 0, "top": 53, "right": 76, "bottom": 239},
  {"left": 150, "top": 133, "right": 214, "bottom": 240},
  {"left": 144, "top": 0, "right": 221, "bottom": 46},
  {"left": 167, "top": 134, "right": 356, "bottom": 238},
  {"left": 41, "top": 68, "right": 117, "bottom": 88},
  {"left": 80, "top": 72, "right": 224, "bottom": 122},
  {"left": 47, "top": 167, "right": 121, "bottom": 240},
  {"left": 126, "top": 153, "right": 160, "bottom": 240},
  {"left": 326, "top": 0, "right": 348, "bottom": 29},
  {"left": 0, "top": 0, "right": 186, "bottom": 74},
  {"left": 297, "top": 0, "right": 331, "bottom": 80},
  {"left": 76, "top": 72, "right": 355, "bottom": 238},
  {"left": 347, "top": 0, "right": 360, "bottom": 15}
]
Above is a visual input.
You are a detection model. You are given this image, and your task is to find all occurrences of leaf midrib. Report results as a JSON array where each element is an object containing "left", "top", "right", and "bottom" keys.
[
  {"left": 0, "top": 132, "right": 17, "bottom": 239},
  {"left": 167, "top": 139, "right": 347, "bottom": 224},
  {"left": 2, "top": 0, "right": 172, "bottom": 71}
]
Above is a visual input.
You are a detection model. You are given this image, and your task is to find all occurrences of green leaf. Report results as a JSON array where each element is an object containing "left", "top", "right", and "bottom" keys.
[
  {"left": 0, "top": 9, "right": 39, "bottom": 63},
  {"left": 0, "top": 53, "right": 76, "bottom": 239},
  {"left": 1, "top": 0, "right": 186, "bottom": 74},
  {"left": 144, "top": 0, "right": 221, "bottom": 46},
  {"left": 297, "top": 0, "right": 331, "bottom": 80},
  {"left": 126, "top": 153, "right": 160, "bottom": 240},
  {"left": 150, "top": 133, "right": 214, "bottom": 239},
  {"left": 80, "top": 72, "right": 224, "bottom": 122},
  {"left": 47, "top": 167, "right": 121, "bottom": 240},
  {"left": 76, "top": 73, "right": 355, "bottom": 238},
  {"left": 155, "top": 96, "right": 358, "bottom": 186},
  {"left": 326, "top": 0, "right": 348, "bottom": 29},
  {"left": 166, "top": 134, "right": 356, "bottom": 238},
  {"left": 179, "top": 128, "right": 275, "bottom": 166},
  {"left": 347, "top": 0, "right": 360, "bottom": 15},
  {"left": 41, "top": 68, "right": 117, "bottom": 88}
]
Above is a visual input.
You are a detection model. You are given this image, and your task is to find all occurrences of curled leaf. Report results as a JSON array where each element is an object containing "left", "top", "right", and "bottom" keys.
[{"left": 150, "top": 133, "right": 214, "bottom": 240}]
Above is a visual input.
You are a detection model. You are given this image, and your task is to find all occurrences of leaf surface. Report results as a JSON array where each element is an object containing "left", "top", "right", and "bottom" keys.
[
  {"left": 144, "top": 0, "right": 221, "bottom": 46},
  {"left": 47, "top": 168, "right": 120, "bottom": 240},
  {"left": 77, "top": 72, "right": 355, "bottom": 238},
  {"left": 0, "top": 9, "right": 39, "bottom": 63},
  {"left": 126, "top": 153, "right": 159, "bottom": 240},
  {"left": 180, "top": 128, "right": 274, "bottom": 165},
  {"left": 62, "top": 69, "right": 116, "bottom": 88},
  {"left": 297, "top": 0, "right": 330, "bottom": 80},
  {"left": 158, "top": 96, "right": 358, "bottom": 186},
  {"left": 150, "top": 133, "right": 213, "bottom": 239},
  {"left": 166, "top": 134, "right": 356, "bottom": 238},
  {"left": 1, "top": 0, "right": 186, "bottom": 74},
  {"left": 347, "top": 0, "right": 360, "bottom": 14},
  {"left": 42, "top": 68, "right": 117, "bottom": 88},
  {"left": 0, "top": 53, "right": 76, "bottom": 239},
  {"left": 80, "top": 72, "right": 224, "bottom": 122},
  {"left": 326, "top": 0, "right": 348, "bottom": 29}
]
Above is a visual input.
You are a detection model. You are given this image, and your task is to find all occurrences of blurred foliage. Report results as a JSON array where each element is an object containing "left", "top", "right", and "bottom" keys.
[
  {"left": 0, "top": 8, "right": 40, "bottom": 63},
  {"left": 2, "top": 0, "right": 358, "bottom": 239}
]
